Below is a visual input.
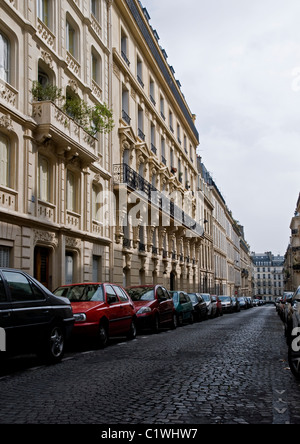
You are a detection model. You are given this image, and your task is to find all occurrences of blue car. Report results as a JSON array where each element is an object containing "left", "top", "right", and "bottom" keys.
[{"left": 170, "top": 291, "right": 194, "bottom": 326}]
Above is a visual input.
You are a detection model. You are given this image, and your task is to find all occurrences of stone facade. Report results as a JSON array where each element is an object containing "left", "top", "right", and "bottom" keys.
[
  {"left": 284, "top": 193, "right": 300, "bottom": 292},
  {"left": 0, "top": 0, "right": 253, "bottom": 295}
]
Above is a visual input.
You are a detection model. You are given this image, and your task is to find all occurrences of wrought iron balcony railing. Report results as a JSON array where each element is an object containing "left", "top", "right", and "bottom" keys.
[{"left": 113, "top": 164, "right": 204, "bottom": 237}]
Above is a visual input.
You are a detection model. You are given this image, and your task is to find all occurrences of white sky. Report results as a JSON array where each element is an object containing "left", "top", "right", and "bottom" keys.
[{"left": 141, "top": 0, "right": 300, "bottom": 255}]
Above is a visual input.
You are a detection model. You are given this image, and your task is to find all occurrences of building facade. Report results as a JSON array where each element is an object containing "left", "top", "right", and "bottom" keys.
[
  {"left": 252, "top": 252, "right": 284, "bottom": 302},
  {"left": 111, "top": 0, "right": 205, "bottom": 291},
  {"left": 0, "top": 0, "right": 113, "bottom": 290},
  {"left": 284, "top": 193, "right": 300, "bottom": 292},
  {"left": 0, "top": 0, "right": 253, "bottom": 295}
]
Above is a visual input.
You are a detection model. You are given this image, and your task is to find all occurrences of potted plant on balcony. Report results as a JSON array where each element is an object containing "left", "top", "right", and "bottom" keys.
[
  {"left": 31, "top": 82, "right": 114, "bottom": 137},
  {"left": 63, "top": 95, "right": 114, "bottom": 137},
  {"left": 31, "top": 81, "right": 63, "bottom": 103}
]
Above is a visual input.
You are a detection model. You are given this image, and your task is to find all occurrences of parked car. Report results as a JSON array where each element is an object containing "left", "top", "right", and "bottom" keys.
[
  {"left": 286, "top": 287, "right": 300, "bottom": 379},
  {"left": 237, "top": 296, "right": 247, "bottom": 310},
  {"left": 215, "top": 296, "right": 223, "bottom": 317},
  {"left": 246, "top": 297, "right": 253, "bottom": 308},
  {"left": 188, "top": 293, "right": 208, "bottom": 321},
  {"left": 0, "top": 268, "right": 74, "bottom": 363},
  {"left": 218, "top": 296, "right": 233, "bottom": 313},
  {"left": 201, "top": 294, "right": 217, "bottom": 318},
  {"left": 231, "top": 296, "right": 240, "bottom": 312},
  {"left": 170, "top": 291, "right": 193, "bottom": 326},
  {"left": 54, "top": 282, "right": 136, "bottom": 347},
  {"left": 126, "top": 285, "right": 176, "bottom": 332}
]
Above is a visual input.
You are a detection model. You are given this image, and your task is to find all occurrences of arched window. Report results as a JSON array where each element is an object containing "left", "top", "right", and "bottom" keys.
[
  {"left": 92, "top": 183, "right": 102, "bottom": 222},
  {"left": 66, "top": 170, "right": 76, "bottom": 212},
  {"left": 38, "top": 155, "right": 50, "bottom": 202},
  {"left": 0, "top": 31, "right": 10, "bottom": 83},
  {"left": 0, "top": 133, "right": 10, "bottom": 187}
]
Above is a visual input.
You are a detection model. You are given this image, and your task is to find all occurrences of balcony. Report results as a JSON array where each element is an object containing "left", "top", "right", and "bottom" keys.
[
  {"left": 113, "top": 164, "right": 204, "bottom": 237},
  {"left": 32, "top": 101, "right": 98, "bottom": 164}
]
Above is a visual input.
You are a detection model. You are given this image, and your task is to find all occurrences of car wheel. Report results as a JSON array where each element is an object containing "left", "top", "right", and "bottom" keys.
[
  {"left": 39, "top": 324, "right": 65, "bottom": 364},
  {"left": 152, "top": 314, "right": 160, "bottom": 333},
  {"left": 127, "top": 319, "right": 137, "bottom": 340},
  {"left": 98, "top": 323, "right": 109, "bottom": 348},
  {"left": 178, "top": 314, "right": 183, "bottom": 326},
  {"left": 171, "top": 312, "right": 177, "bottom": 329}
]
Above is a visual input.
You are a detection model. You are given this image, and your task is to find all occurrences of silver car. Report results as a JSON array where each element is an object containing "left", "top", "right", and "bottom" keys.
[{"left": 200, "top": 293, "right": 217, "bottom": 318}]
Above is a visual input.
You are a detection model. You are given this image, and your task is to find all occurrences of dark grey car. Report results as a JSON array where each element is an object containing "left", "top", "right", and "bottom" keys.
[
  {"left": 0, "top": 268, "right": 74, "bottom": 363},
  {"left": 286, "top": 286, "right": 300, "bottom": 379}
]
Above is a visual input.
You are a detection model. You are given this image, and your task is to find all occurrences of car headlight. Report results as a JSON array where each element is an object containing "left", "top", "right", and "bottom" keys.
[
  {"left": 74, "top": 313, "right": 87, "bottom": 322},
  {"left": 137, "top": 307, "right": 152, "bottom": 315}
]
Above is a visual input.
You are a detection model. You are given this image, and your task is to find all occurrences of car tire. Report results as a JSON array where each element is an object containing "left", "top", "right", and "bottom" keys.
[
  {"left": 127, "top": 319, "right": 137, "bottom": 340},
  {"left": 39, "top": 324, "right": 65, "bottom": 364},
  {"left": 98, "top": 322, "right": 109, "bottom": 348},
  {"left": 170, "top": 312, "right": 177, "bottom": 329},
  {"left": 178, "top": 314, "right": 183, "bottom": 326},
  {"left": 152, "top": 314, "right": 160, "bottom": 333}
]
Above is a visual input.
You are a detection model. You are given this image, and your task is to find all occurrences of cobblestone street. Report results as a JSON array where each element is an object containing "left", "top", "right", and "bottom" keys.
[{"left": 1, "top": 306, "right": 300, "bottom": 425}]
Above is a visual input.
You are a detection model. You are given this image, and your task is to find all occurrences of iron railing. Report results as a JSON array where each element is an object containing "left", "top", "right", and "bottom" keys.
[{"left": 113, "top": 164, "right": 204, "bottom": 237}]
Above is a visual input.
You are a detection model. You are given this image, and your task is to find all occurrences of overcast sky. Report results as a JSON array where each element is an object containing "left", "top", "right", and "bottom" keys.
[{"left": 141, "top": 0, "right": 300, "bottom": 255}]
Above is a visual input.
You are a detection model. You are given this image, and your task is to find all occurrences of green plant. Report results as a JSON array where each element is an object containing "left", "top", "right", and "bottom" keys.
[
  {"left": 63, "top": 96, "right": 114, "bottom": 136},
  {"left": 31, "top": 81, "right": 63, "bottom": 103}
]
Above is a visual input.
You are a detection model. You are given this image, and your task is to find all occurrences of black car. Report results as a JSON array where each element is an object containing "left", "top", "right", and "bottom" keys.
[
  {"left": 187, "top": 293, "right": 207, "bottom": 321},
  {"left": 0, "top": 268, "right": 74, "bottom": 363}
]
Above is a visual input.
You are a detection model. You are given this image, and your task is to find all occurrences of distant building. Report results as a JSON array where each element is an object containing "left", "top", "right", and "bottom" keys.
[{"left": 251, "top": 252, "right": 284, "bottom": 302}]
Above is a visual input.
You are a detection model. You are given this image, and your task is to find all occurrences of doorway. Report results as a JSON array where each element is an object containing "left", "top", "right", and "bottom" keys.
[{"left": 34, "top": 247, "right": 50, "bottom": 288}]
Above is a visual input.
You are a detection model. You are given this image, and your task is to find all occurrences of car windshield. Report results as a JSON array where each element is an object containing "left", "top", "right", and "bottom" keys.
[
  {"left": 201, "top": 294, "right": 210, "bottom": 301},
  {"left": 219, "top": 296, "right": 231, "bottom": 301},
  {"left": 54, "top": 284, "right": 104, "bottom": 302},
  {"left": 188, "top": 294, "right": 198, "bottom": 303},
  {"left": 127, "top": 287, "right": 155, "bottom": 301}
]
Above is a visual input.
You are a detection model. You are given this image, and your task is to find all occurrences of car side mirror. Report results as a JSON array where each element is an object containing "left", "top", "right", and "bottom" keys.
[{"left": 107, "top": 295, "right": 117, "bottom": 304}]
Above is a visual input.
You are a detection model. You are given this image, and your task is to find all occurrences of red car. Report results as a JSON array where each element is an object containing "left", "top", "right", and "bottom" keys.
[
  {"left": 53, "top": 283, "right": 137, "bottom": 347},
  {"left": 126, "top": 285, "right": 177, "bottom": 332}
]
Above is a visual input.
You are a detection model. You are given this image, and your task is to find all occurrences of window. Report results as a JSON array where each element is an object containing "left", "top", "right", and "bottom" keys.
[
  {"left": 0, "top": 247, "right": 10, "bottom": 268},
  {"left": 0, "top": 134, "right": 10, "bottom": 188},
  {"left": 137, "top": 55, "right": 143, "bottom": 88},
  {"left": 66, "top": 170, "right": 77, "bottom": 212},
  {"left": 0, "top": 31, "right": 10, "bottom": 83},
  {"left": 160, "top": 96, "right": 165, "bottom": 120},
  {"left": 121, "top": 29, "right": 129, "bottom": 66},
  {"left": 66, "top": 19, "right": 77, "bottom": 58},
  {"left": 138, "top": 106, "right": 144, "bottom": 140},
  {"left": 37, "top": 0, "right": 50, "bottom": 27},
  {"left": 105, "top": 285, "right": 118, "bottom": 303},
  {"left": 91, "top": 49, "right": 102, "bottom": 86},
  {"left": 38, "top": 155, "right": 50, "bottom": 202},
  {"left": 113, "top": 285, "right": 128, "bottom": 302},
  {"left": 91, "top": 0, "right": 101, "bottom": 21},
  {"left": 3, "top": 271, "right": 45, "bottom": 302},
  {"left": 92, "top": 183, "right": 102, "bottom": 222},
  {"left": 149, "top": 78, "right": 155, "bottom": 105},
  {"left": 161, "top": 137, "right": 166, "bottom": 165}
]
